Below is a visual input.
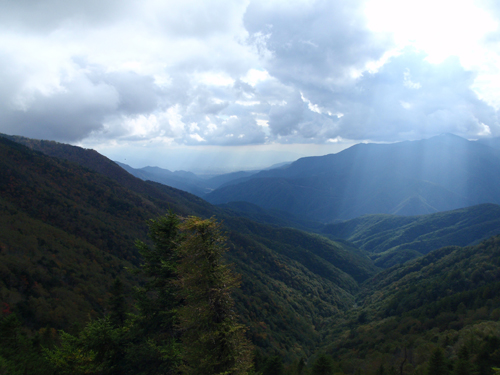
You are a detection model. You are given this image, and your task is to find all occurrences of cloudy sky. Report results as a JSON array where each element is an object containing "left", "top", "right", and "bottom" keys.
[{"left": 1, "top": 0, "right": 500, "bottom": 172}]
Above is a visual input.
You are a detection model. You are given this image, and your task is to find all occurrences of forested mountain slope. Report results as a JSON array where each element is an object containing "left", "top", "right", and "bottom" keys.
[
  {"left": 7, "top": 133, "right": 500, "bottom": 374},
  {"left": 0, "top": 134, "right": 377, "bottom": 360},
  {"left": 206, "top": 134, "right": 500, "bottom": 222},
  {"left": 322, "top": 204, "right": 500, "bottom": 267},
  {"left": 217, "top": 200, "right": 324, "bottom": 232},
  {"left": 317, "top": 235, "right": 500, "bottom": 374}
]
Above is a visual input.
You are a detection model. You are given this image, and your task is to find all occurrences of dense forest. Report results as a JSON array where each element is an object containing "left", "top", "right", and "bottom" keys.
[{"left": 2, "top": 134, "right": 500, "bottom": 374}]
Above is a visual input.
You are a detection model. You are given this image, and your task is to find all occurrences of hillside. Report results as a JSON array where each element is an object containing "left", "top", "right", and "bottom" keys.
[
  {"left": 0, "top": 134, "right": 377, "bottom": 360},
  {"left": 322, "top": 204, "right": 500, "bottom": 267},
  {"left": 205, "top": 134, "right": 500, "bottom": 222},
  {"left": 6, "top": 133, "right": 500, "bottom": 374},
  {"left": 5, "top": 134, "right": 267, "bottom": 198},
  {"left": 317, "top": 235, "right": 500, "bottom": 374},
  {"left": 217, "top": 201, "right": 324, "bottom": 232}
]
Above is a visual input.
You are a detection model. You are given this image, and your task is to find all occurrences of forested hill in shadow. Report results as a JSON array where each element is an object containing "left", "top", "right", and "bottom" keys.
[
  {"left": 0, "top": 134, "right": 377, "bottom": 360},
  {"left": 206, "top": 134, "right": 500, "bottom": 222}
]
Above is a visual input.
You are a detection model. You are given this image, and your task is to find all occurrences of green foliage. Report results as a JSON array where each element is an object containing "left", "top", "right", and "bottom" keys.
[
  {"left": 218, "top": 201, "right": 324, "bottom": 233},
  {"left": 0, "top": 313, "right": 54, "bottom": 375},
  {"left": 134, "top": 212, "right": 181, "bottom": 339},
  {"left": 7, "top": 133, "right": 500, "bottom": 375},
  {"left": 122, "top": 212, "right": 183, "bottom": 375},
  {"left": 46, "top": 213, "right": 184, "bottom": 375},
  {"left": 46, "top": 317, "right": 129, "bottom": 375},
  {"left": 311, "top": 354, "right": 334, "bottom": 375},
  {"left": 262, "top": 355, "right": 284, "bottom": 375},
  {"left": 176, "top": 216, "right": 253, "bottom": 375},
  {"left": 322, "top": 204, "right": 500, "bottom": 268},
  {"left": 427, "top": 348, "right": 449, "bottom": 375},
  {"left": 318, "top": 236, "right": 500, "bottom": 374},
  {"left": 453, "top": 346, "right": 473, "bottom": 375},
  {"left": 0, "top": 198, "right": 138, "bottom": 331},
  {"left": 48, "top": 214, "right": 253, "bottom": 375},
  {"left": 0, "top": 134, "right": 378, "bottom": 360},
  {"left": 109, "top": 278, "right": 126, "bottom": 327}
]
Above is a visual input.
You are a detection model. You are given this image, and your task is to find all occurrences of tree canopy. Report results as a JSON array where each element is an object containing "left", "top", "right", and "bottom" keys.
[{"left": 47, "top": 213, "right": 253, "bottom": 375}]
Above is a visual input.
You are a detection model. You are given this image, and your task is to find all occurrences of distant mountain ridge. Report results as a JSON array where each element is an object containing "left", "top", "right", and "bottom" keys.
[
  {"left": 2, "top": 133, "right": 266, "bottom": 197},
  {"left": 206, "top": 134, "right": 500, "bottom": 222},
  {"left": 116, "top": 161, "right": 260, "bottom": 197},
  {"left": 115, "top": 161, "right": 210, "bottom": 196}
]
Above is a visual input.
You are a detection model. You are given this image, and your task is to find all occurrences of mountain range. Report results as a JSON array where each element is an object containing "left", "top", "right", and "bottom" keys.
[
  {"left": 206, "top": 134, "right": 500, "bottom": 223},
  {"left": 3, "top": 132, "right": 500, "bottom": 374},
  {"left": 115, "top": 162, "right": 261, "bottom": 197},
  {"left": 0, "top": 134, "right": 376, "bottom": 360}
]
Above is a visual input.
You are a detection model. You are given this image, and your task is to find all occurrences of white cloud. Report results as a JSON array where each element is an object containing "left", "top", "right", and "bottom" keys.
[
  {"left": 0, "top": 0, "right": 500, "bottom": 171},
  {"left": 403, "top": 69, "right": 421, "bottom": 89}
]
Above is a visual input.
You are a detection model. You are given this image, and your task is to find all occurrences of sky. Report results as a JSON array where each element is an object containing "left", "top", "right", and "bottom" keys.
[{"left": 1, "top": 0, "right": 500, "bottom": 172}]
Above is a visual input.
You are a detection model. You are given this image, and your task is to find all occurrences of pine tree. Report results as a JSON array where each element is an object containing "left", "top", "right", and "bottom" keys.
[
  {"left": 130, "top": 211, "right": 183, "bottom": 374},
  {"left": 454, "top": 346, "right": 472, "bottom": 375},
  {"left": 0, "top": 313, "right": 55, "bottom": 375},
  {"left": 262, "top": 355, "right": 284, "bottom": 375},
  {"left": 48, "top": 212, "right": 183, "bottom": 375},
  {"left": 48, "top": 213, "right": 253, "bottom": 375},
  {"left": 109, "top": 278, "right": 126, "bottom": 327},
  {"left": 311, "top": 354, "right": 334, "bottom": 375},
  {"left": 427, "top": 347, "right": 449, "bottom": 375},
  {"left": 134, "top": 211, "right": 181, "bottom": 334},
  {"left": 175, "top": 216, "right": 253, "bottom": 375},
  {"left": 297, "top": 357, "right": 306, "bottom": 375}
]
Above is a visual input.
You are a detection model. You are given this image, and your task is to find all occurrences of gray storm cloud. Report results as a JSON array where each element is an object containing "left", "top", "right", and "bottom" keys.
[
  {"left": 244, "top": 0, "right": 390, "bottom": 86},
  {"left": 0, "top": 59, "right": 170, "bottom": 142},
  {"left": 0, "top": 0, "right": 499, "bottom": 148}
]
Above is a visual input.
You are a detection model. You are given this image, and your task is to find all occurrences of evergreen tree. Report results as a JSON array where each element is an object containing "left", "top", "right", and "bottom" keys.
[
  {"left": 134, "top": 211, "right": 181, "bottom": 335},
  {"left": 175, "top": 216, "right": 253, "bottom": 375},
  {"left": 48, "top": 213, "right": 253, "bottom": 375},
  {"left": 376, "top": 364, "right": 386, "bottom": 375},
  {"left": 454, "top": 346, "right": 473, "bottom": 375},
  {"left": 297, "top": 357, "right": 306, "bottom": 375},
  {"left": 46, "top": 317, "right": 128, "bottom": 375},
  {"left": 427, "top": 347, "right": 449, "bottom": 375},
  {"left": 48, "top": 212, "right": 183, "bottom": 375},
  {"left": 0, "top": 313, "right": 54, "bottom": 375},
  {"left": 311, "top": 354, "right": 334, "bottom": 375},
  {"left": 262, "top": 355, "right": 284, "bottom": 375},
  {"left": 131, "top": 211, "right": 183, "bottom": 374},
  {"left": 109, "top": 278, "right": 126, "bottom": 327}
]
